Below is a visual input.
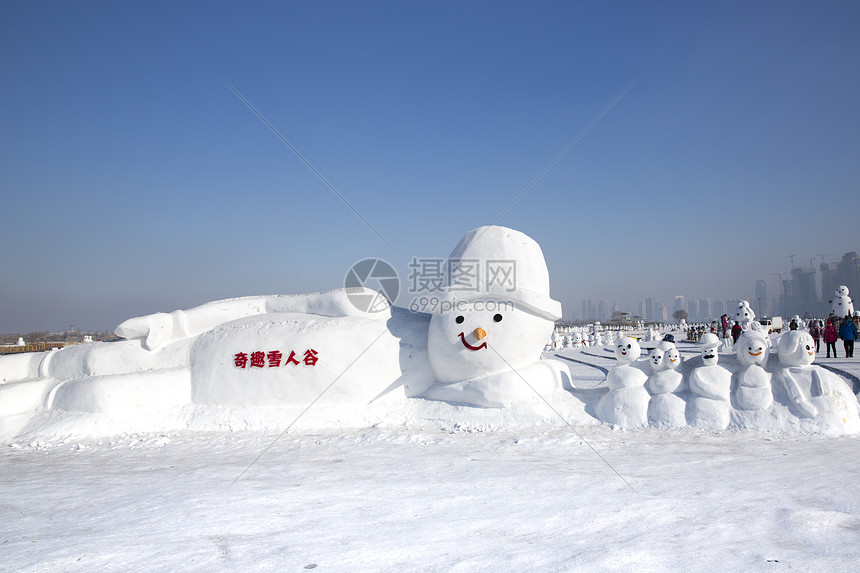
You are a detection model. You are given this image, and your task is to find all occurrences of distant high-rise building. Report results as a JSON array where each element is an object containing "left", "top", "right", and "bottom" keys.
[
  {"left": 755, "top": 280, "right": 768, "bottom": 317},
  {"left": 713, "top": 299, "right": 726, "bottom": 317},
  {"left": 597, "top": 299, "right": 609, "bottom": 321},
  {"left": 655, "top": 301, "right": 668, "bottom": 322},
  {"left": 644, "top": 298, "right": 656, "bottom": 321},
  {"left": 674, "top": 295, "right": 685, "bottom": 311},
  {"left": 698, "top": 298, "right": 712, "bottom": 321},
  {"left": 687, "top": 300, "right": 699, "bottom": 321},
  {"left": 837, "top": 252, "right": 860, "bottom": 298},
  {"left": 783, "top": 266, "right": 817, "bottom": 316},
  {"left": 581, "top": 299, "right": 599, "bottom": 321},
  {"left": 821, "top": 261, "right": 840, "bottom": 302}
]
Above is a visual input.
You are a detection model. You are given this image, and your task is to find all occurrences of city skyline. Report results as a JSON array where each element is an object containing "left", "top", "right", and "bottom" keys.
[{"left": 576, "top": 251, "right": 860, "bottom": 322}]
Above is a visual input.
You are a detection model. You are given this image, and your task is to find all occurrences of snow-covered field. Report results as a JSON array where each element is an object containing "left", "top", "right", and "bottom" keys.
[
  {"left": 4, "top": 426, "right": 860, "bottom": 572},
  {"left": 4, "top": 351, "right": 860, "bottom": 572}
]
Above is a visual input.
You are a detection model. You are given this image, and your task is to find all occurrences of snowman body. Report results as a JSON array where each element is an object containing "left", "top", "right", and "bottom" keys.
[
  {"left": 733, "top": 329, "right": 773, "bottom": 411},
  {"left": 596, "top": 338, "right": 649, "bottom": 427},
  {"left": 831, "top": 286, "right": 854, "bottom": 318}
]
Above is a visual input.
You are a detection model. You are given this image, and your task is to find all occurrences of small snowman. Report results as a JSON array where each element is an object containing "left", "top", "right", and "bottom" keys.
[
  {"left": 551, "top": 331, "right": 562, "bottom": 350},
  {"left": 687, "top": 333, "right": 732, "bottom": 430},
  {"left": 830, "top": 285, "right": 855, "bottom": 318},
  {"left": 646, "top": 341, "right": 686, "bottom": 427},
  {"left": 562, "top": 333, "right": 572, "bottom": 349},
  {"left": 572, "top": 332, "right": 584, "bottom": 348},
  {"left": 734, "top": 300, "right": 756, "bottom": 329},
  {"left": 595, "top": 337, "right": 649, "bottom": 427},
  {"left": 732, "top": 328, "right": 773, "bottom": 411},
  {"left": 422, "top": 226, "right": 570, "bottom": 408}
]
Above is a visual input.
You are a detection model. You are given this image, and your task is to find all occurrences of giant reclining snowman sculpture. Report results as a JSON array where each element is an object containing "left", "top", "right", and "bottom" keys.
[
  {"left": 1, "top": 226, "right": 858, "bottom": 437},
  {"left": 0, "top": 226, "right": 579, "bottom": 436}
]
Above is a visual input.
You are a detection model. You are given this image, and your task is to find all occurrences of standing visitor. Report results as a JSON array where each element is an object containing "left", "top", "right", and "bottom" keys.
[
  {"left": 731, "top": 321, "right": 743, "bottom": 344},
  {"left": 809, "top": 319, "right": 822, "bottom": 353},
  {"left": 720, "top": 314, "right": 731, "bottom": 349},
  {"left": 839, "top": 315, "right": 857, "bottom": 358},
  {"left": 824, "top": 319, "right": 838, "bottom": 358}
]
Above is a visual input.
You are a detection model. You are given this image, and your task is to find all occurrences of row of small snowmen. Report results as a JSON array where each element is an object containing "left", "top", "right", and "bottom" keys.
[
  {"left": 546, "top": 325, "right": 670, "bottom": 350},
  {"left": 595, "top": 328, "right": 859, "bottom": 432}
]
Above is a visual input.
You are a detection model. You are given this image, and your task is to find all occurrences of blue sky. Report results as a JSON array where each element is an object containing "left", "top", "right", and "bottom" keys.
[{"left": 2, "top": 0, "right": 859, "bottom": 332}]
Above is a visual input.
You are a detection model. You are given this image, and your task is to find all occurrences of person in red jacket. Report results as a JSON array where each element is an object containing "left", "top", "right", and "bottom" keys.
[
  {"left": 731, "top": 321, "right": 743, "bottom": 344},
  {"left": 823, "top": 319, "right": 838, "bottom": 358}
]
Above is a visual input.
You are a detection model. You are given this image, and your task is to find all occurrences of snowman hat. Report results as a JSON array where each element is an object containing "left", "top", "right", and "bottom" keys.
[
  {"left": 699, "top": 333, "right": 721, "bottom": 349},
  {"left": 438, "top": 226, "right": 562, "bottom": 320}
]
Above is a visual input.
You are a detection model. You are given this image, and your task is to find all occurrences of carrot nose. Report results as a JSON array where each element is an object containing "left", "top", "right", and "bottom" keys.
[{"left": 473, "top": 327, "right": 487, "bottom": 340}]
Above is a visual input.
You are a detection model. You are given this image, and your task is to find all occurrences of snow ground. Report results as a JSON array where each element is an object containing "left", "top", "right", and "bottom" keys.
[{"left": 3, "top": 427, "right": 859, "bottom": 572}]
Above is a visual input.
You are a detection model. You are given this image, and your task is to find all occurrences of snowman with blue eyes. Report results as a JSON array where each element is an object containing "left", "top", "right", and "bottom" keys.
[
  {"left": 595, "top": 337, "right": 649, "bottom": 427},
  {"left": 421, "top": 226, "right": 571, "bottom": 408}
]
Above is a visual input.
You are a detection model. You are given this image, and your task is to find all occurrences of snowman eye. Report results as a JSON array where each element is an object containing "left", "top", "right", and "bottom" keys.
[
  {"left": 493, "top": 313, "right": 503, "bottom": 322},
  {"left": 455, "top": 315, "right": 464, "bottom": 324},
  {"left": 627, "top": 344, "right": 631, "bottom": 349}
]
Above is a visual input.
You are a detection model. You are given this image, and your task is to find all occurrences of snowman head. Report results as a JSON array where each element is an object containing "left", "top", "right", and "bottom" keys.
[
  {"left": 836, "top": 285, "right": 849, "bottom": 297},
  {"left": 736, "top": 329, "right": 769, "bottom": 367},
  {"left": 778, "top": 331, "right": 816, "bottom": 366},
  {"left": 657, "top": 341, "right": 682, "bottom": 371},
  {"left": 428, "top": 301, "right": 553, "bottom": 383},
  {"left": 734, "top": 301, "right": 756, "bottom": 323},
  {"left": 700, "top": 333, "right": 721, "bottom": 366},
  {"left": 427, "top": 226, "right": 562, "bottom": 384},
  {"left": 614, "top": 337, "right": 640, "bottom": 364},
  {"left": 648, "top": 347, "right": 666, "bottom": 373}
]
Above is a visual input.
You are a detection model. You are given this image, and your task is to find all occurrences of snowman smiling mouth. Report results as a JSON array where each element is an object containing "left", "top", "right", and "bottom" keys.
[{"left": 459, "top": 329, "right": 488, "bottom": 351}]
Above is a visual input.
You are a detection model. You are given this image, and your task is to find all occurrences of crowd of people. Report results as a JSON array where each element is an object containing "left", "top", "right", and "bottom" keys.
[
  {"left": 809, "top": 315, "right": 858, "bottom": 358},
  {"left": 702, "top": 312, "right": 859, "bottom": 359}
]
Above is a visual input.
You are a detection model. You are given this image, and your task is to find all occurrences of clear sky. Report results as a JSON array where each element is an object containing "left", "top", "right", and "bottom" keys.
[{"left": 2, "top": 0, "right": 859, "bottom": 332}]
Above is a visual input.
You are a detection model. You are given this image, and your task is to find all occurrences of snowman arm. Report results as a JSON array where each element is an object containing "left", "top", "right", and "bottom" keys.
[
  {"left": 780, "top": 370, "right": 805, "bottom": 402},
  {"left": 810, "top": 368, "right": 829, "bottom": 396},
  {"left": 115, "top": 296, "right": 272, "bottom": 350}
]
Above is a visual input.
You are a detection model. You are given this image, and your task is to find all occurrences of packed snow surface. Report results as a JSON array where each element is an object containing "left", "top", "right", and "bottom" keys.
[
  {"left": 2, "top": 354, "right": 860, "bottom": 571},
  {"left": 4, "top": 426, "right": 860, "bottom": 572}
]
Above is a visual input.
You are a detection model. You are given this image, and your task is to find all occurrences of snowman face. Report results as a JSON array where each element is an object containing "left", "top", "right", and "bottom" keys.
[
  {"left": 736, "top": 330, "right": 769, "bottom": 367},
  {"left": 649, "top": 348, "right": 665, "bottom": 372},
  {"left": 735, "top": 307, "right": 752, "bottom": 322},
  {"left": 663, "top": 346, "right": 681, "bottom": 370},
  {"left": 701, "top": 346, "right": 719, "bottom": 366},
  {"left": 778, "top": 331, "right": 816, "bottom": 366},
  {"left": 614, "top": 337, "right": 640, "bottom": 364},
  {"left": 428, "top": 300, "right": 553, "bottom": 383},
  {"left": 836, "top": 285, "right": 849, "bottom": 297}
]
